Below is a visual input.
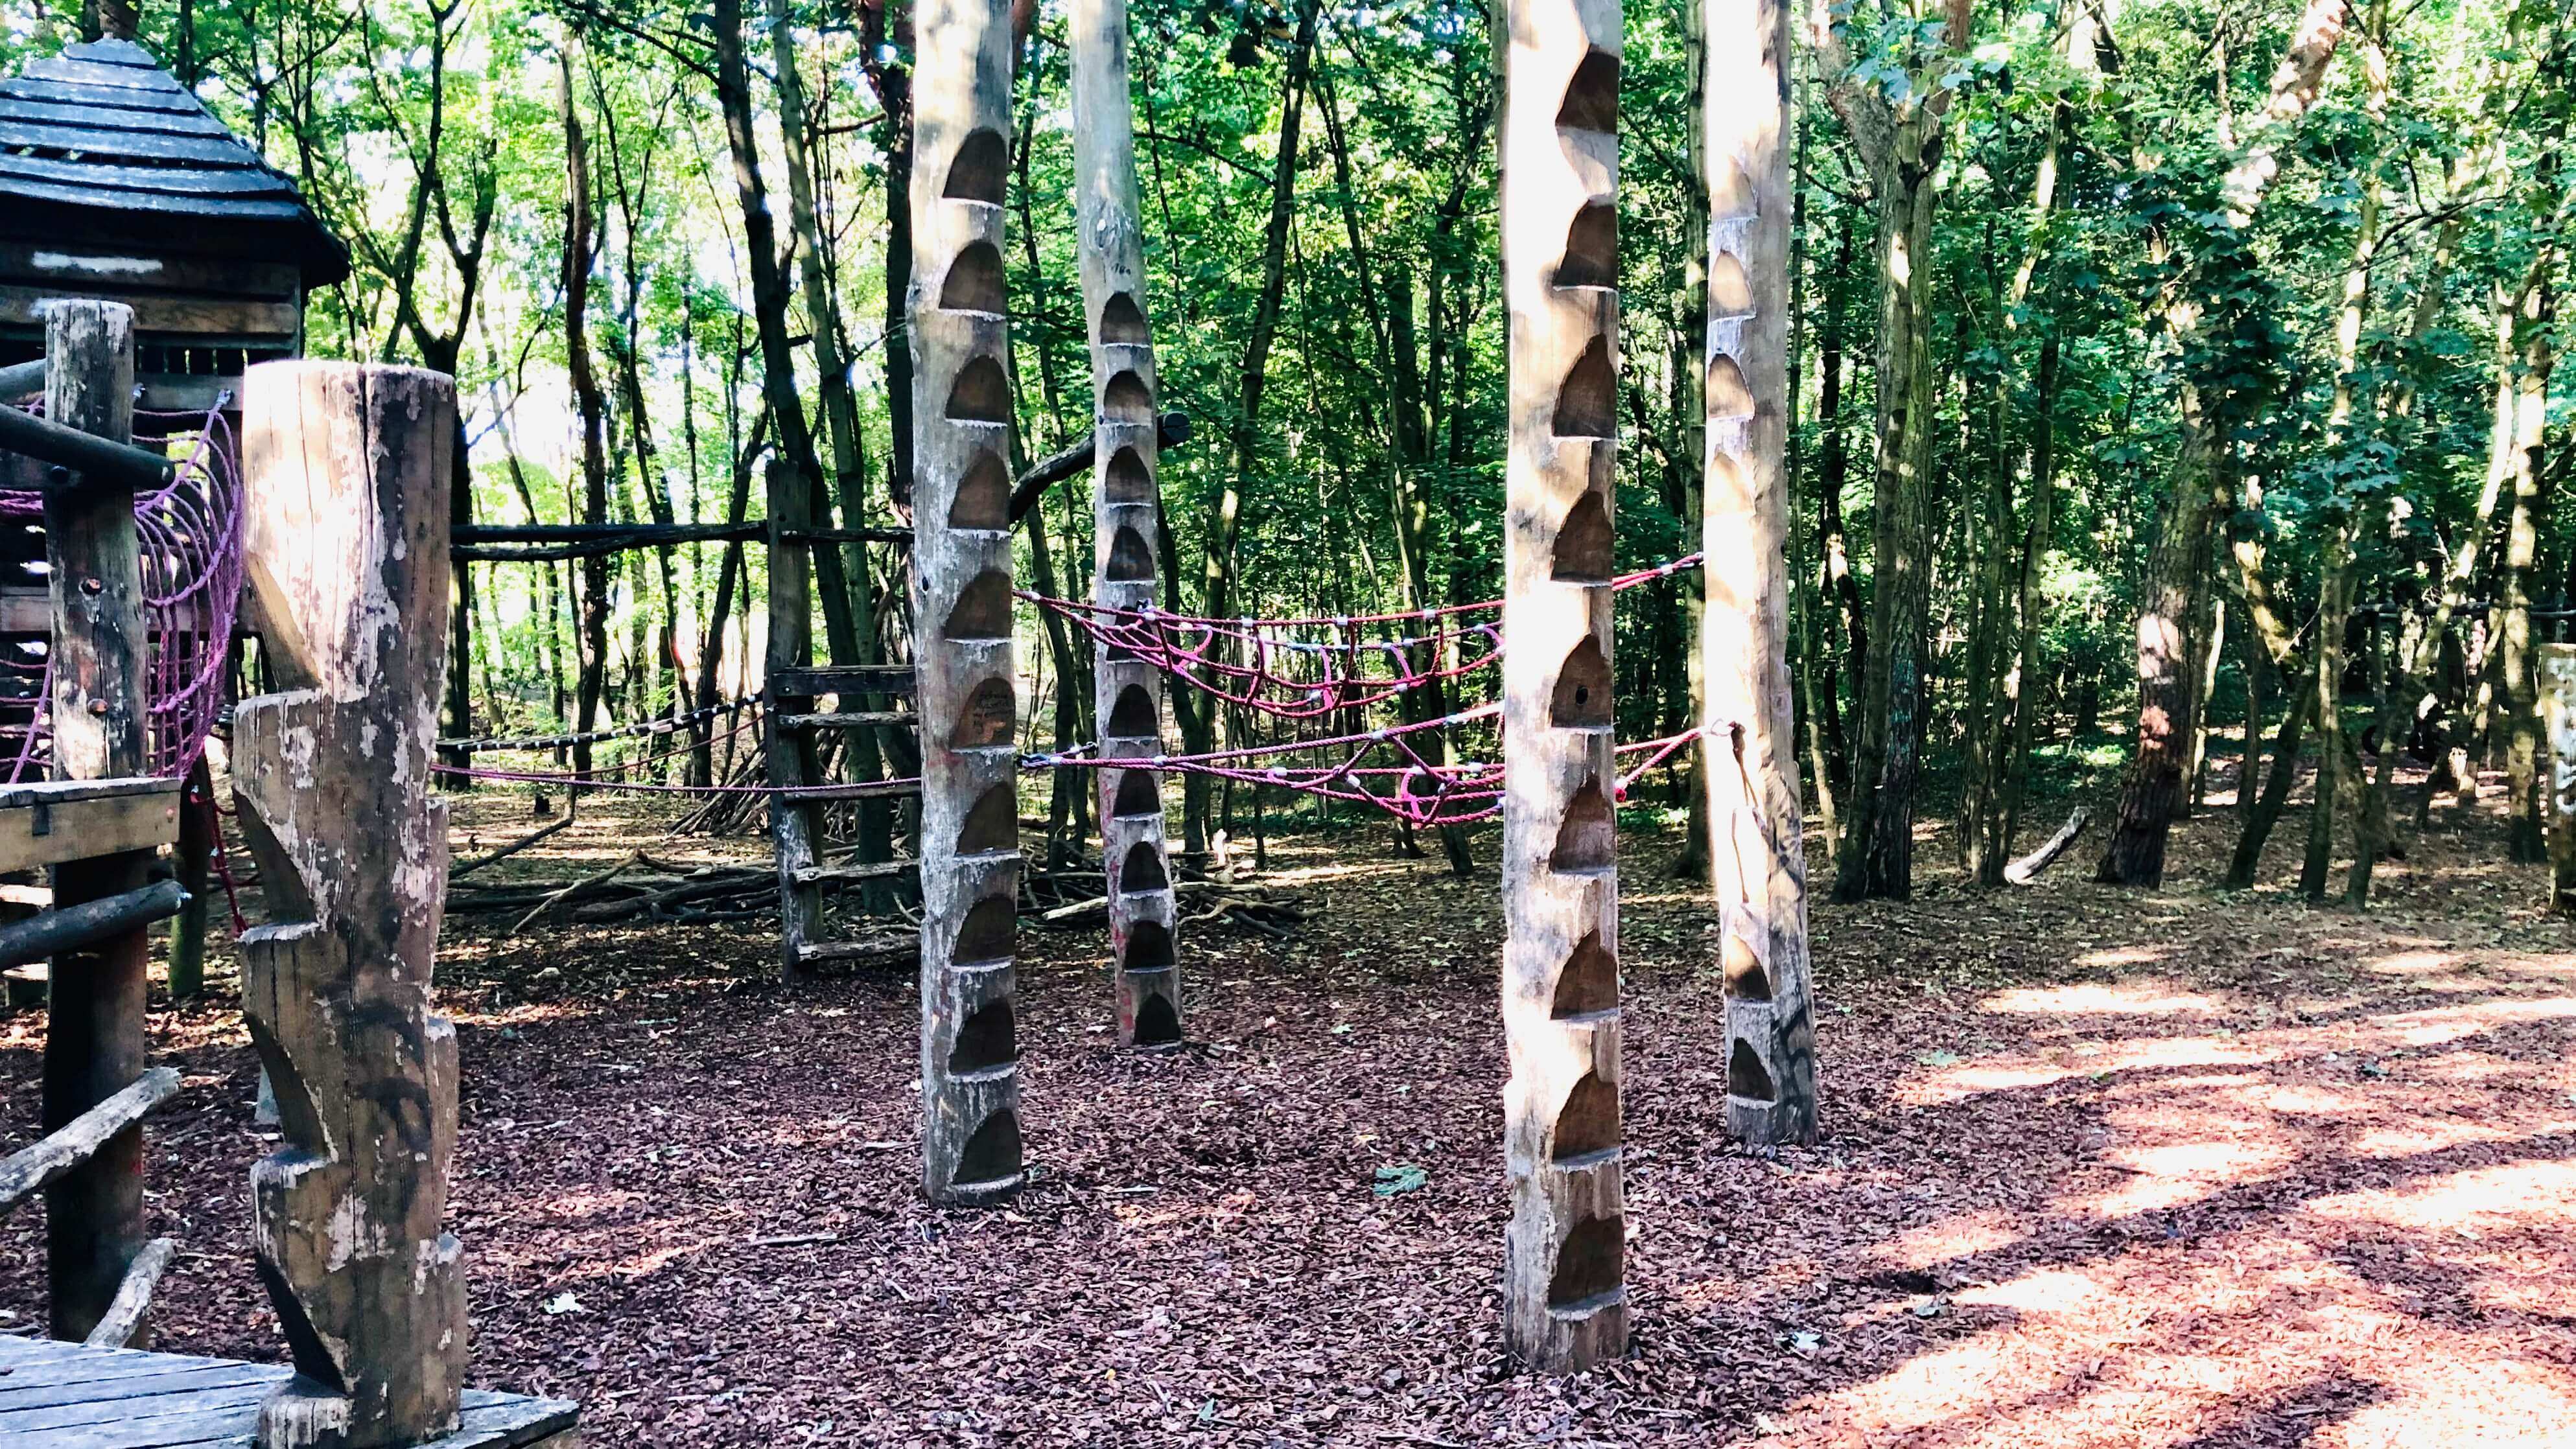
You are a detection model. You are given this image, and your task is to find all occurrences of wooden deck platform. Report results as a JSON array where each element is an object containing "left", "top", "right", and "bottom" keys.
[{"left": 0, "top": 1334, "right": 579, "bottom": 1448}]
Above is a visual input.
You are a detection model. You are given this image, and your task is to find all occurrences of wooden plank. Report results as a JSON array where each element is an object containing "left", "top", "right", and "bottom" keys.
[
  {"left": 0, "top": 97, "right": 233, "bottom": 138},
  {"left": 790, "top": 857, "right": 919, "bottom": 886},
  {"left": 770, "top": 664, "right": 917, "bottom": 698},
  {"left": 0, "top": 120, "right": 255, "bottom": 168},
  {"left": 0, "top": 1067, "right": 180, "bottom": 1217},
  {"left": 0, "top": 1378, "right": 272, "bottom": 1433},
  {"left": 0, "top": 1365, "right": 283, "bottom": 1411},
  {"left": 0, "top": 243, "right": 298, "bottom": 299},
  {"left": 1, "top": 588, "right": 216, "bottom": 634},
  {"left": 20, "top": 58, "right": 187, "bottom": 95},
  {"left": 0, "top": 176, "right": 309, "bottom": 223},
  {"left": 0, "top": 779, "right": 181, "bottom": 875},
  {"left": 0, "top": 80, "right": 206, "bottom": 115},
  {"left": 0, "top": 286, "right": 298, "bottom": 340},
  {"left": 778, "top": 710, "right": 917, "bottom": 730},
  {"left": 0, "top": 153, "right": 294, "bottom": 200}
]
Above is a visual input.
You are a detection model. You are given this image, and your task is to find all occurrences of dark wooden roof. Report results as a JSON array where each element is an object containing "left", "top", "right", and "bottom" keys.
[{"left": 0, "top": 38, "right": 349, "bottom": 287}]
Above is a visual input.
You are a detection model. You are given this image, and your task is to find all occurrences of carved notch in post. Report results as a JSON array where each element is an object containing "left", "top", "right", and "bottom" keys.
[
  {"left": 1072, "top": 0, "right": 1183, "bottom": 1049},
  {"left": 1703, "top": 0, "right": 1817, "bottom": 1147},
  {"left": 1500, "top": 0, "right": 1628, "bottom": 1373},
  {"left": 910, "top": 0, "right": 1025, "bottom": 1205},
  {"left": 236, "top": 362, "right": 466, "bottom": 1448},
  {"left": 39, "top": 299, "right": 155, "bottom": 1345}
]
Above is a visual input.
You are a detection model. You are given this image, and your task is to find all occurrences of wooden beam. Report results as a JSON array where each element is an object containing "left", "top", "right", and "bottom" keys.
[
  {"left": 235, "top": 360, "right": 467, "bottom": 1444},
  {"left": 762, "top": 458, "right": 827, "bottom": 975},
  {"left": 0, "top": 283, "right": 298, "bottom": 338},
  {"left": 39, "top": 298, "right": 158, "bottom": 1347},
  {"left": 1703, "top": 0, "right": 1816, "bottom": 1146},
  {"left": 1498, "top": 0, "right": 1628, "bottom": 1373},
  {"left": 0, "top": 877, "right": 183, "bottom": 969},
  {"left": 0, "top": 1065, "right": 178, "bottom": 1217},
  {"left": 82, "top": 1236, "right": 175, "bottom": 1349},
  {"left": 910, "top": 0, "right": 1026, "bottom": 1207},
  {"left": 1006, "top": 409, "right": 1191, "bottom": 524},
  {"left": 2542, "top": 645, "right": 2576, "bottom": 912},
  {"left": 0, "top": 391, "right": 175, "bottom": 491},
  {"left": 1071, "top": 0, "right": 1184, "bottom": 1051},
  {"left": 0, "top": 776, "right": 180, "bottom": 875},
  {"left": 0, "top": 356, "right": 40, "bottom": 396}
]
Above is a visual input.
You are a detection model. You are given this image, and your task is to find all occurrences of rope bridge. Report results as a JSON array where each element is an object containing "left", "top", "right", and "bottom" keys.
[
  {"left": 0, "top": 400, "right": 244, "bottom": 784},
  {"left": 434, "top": 552, "right": 1716, "bottom": 830}
]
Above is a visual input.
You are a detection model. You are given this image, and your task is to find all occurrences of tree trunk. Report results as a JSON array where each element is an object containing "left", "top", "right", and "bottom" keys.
[
  {"left": 557, "top": 47, "right": 612, "bottom": 783},
  {"left": 1705, "top": 0, "right": 1815, "bottom": 1147},
  {"left": 2501, "top": 267, "right": 2555, "bottom": 862},
  {"left": 2300, "top": 516, "right": 2358, "bottom": 899}
]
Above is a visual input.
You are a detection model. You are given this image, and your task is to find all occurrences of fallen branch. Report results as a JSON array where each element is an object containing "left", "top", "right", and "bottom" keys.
[
  {"left": 451, "top": 813, "right": 576, "bottom": 882},
  {"left": 2004, "top": 807, "right": 2092, "bottom": 886},
  {"left": 508, "top": 850, "right": 646, "bottom": 934}
]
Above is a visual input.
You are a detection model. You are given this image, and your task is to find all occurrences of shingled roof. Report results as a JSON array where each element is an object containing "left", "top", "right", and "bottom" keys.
[{"left": 0, "top": 37, "right": 349, "bottom": 288}]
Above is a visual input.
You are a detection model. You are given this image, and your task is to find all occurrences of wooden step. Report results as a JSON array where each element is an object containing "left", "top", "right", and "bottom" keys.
[
  {"left": 790, "top": 858, "right": 919, "bottom": 887},
  {"left": 0, "top": 1065, "right": 179, "bottom": 1216},
  {"left": 780, "top": 778, "right": 923, "bottom": 804},
  {"left": 777, "top": 711, "right": 917, "bottom": 731},
  {"left": 770, "top": 665, "right": 916, "bottom": 700},
  {"left": 0, "top": 777, "right": 181, "bottom": 875},
  {"left": 794, "top": 934, "right": 918, "bottom": 968}
]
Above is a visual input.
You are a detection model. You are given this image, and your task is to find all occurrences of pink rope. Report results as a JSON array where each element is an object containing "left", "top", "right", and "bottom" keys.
[
  {"left": 1025, "top": 553, "right": 1702, "bottom": 721},
  {"left": 0, "top": 400, "right": 245, "bottom": 783}
]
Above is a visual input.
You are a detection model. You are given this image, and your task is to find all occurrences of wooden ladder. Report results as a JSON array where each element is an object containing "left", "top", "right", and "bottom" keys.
[{"left": 764, "top": 663, "right": 925, "bottom": 973}]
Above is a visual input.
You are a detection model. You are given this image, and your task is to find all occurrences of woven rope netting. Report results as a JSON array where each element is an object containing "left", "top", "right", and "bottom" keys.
[{"left": 0, "top": 400, "right": 246, "bottom": 784}]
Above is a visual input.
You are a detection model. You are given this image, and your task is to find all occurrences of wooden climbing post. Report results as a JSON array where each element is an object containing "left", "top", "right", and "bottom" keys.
[
  {"left": 1703, "top": 0, "right": 1816, "bottom": 1144},
  {"left": 235, "top": 362, "right": 467, "bottom": 1446},
  {"left": 1499, "top": 0, "right": 1628, "bottom": 1372},
  {"left": 909, "top": 0, "right": 1024, "bottom": 1205},
  {"left": 1071, "top": 0, "right": 1182, "bottom": 1049},
  {"left": 764, "top": 458, "right": 826, "bottom": 975},
  {"left": 40, "top": 299, "right": 155, "bottom": 1344},
  {"left": 2541, "top": 643, "right": 2576, "bottom": 914}
]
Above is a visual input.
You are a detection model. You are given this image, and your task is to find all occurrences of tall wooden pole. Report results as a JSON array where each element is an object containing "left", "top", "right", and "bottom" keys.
[
  {"left": 236, "top": 362, "right": 466, "bottom": 1446},
  {"left": 909, "top": 0, "right": 1025, "bottom": 1204},
  {"left": 1704, "top": 0, "right": 1816, "bottom": 1143},
  {"left": 1070, "top": 0, "right": 1182, "bottom": 1048},
  {"left": 1499, "top": 0, "right": 1628, "bottom": 1373},
  {"left": 40, "top": 299, "right": 152, "bottom": 1343}
]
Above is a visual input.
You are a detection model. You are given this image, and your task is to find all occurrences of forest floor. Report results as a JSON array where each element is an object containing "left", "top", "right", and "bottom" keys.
[{"left": 7, "top": 761, "right": 2576, "bottom": 1447}]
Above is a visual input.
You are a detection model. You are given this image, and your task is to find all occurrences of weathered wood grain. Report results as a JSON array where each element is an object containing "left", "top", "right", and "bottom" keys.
[
  {"left": 0, "top": 1067, "right": 178, "bottom": 1217},
  {"left": 0, "top": 777, "right": 180, "bottom": 875},
  {"left": 1071, "top": 0, "right": 1183, "bottom": 1050},
  {"left": 0, "top": 285, "right": 300, "bottom": 340},
  {"left": 1499, "top": 0, "right": 1628, "bottom": 1373},
  {"left": 235, "top": 362, "right": 467, "bottom": 1448},
  {"left": 909, "top": 0, "right": 1026, "bottom": 1207},
  {"left": 40, "top": 299, "right": 158, "bottom": 1346},
  {"left": 0, "top": 1337, "right": 575, "bottom": 1448},
  {"left": 1702, "top": 0, "right": 1816, "bottom": 1147},
  {"left": 82, "top": 1237, "right": 174, "bottom": 1349}
]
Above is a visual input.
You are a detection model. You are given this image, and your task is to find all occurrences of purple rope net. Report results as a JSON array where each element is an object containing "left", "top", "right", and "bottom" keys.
[{"left": 0, "top": 400, "right": 246, "bottom": 783}]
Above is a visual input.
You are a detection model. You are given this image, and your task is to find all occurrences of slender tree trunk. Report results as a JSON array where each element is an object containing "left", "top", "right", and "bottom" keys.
[
  {"left": 2301, "top": 516, "right": 2358, "bottom": 899},
  {"left": 1173, "top": 0, "right": 1320, "bottom": 852},
  {"left": 2502, "top": 269, "right": 2556, "bottom": 861},
  {"left": 558, "top": 47, "right": 612, "bottom": 783}
]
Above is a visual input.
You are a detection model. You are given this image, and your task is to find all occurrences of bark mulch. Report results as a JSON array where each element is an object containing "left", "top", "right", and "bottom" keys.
[{"left": 6, "top": 776, "right": 2576, "bottom": 1446}]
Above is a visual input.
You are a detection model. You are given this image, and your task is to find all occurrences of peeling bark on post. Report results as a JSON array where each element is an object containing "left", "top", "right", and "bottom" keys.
[
  {"left": 1704, "top": 0, "right": 1815, "bottom": 1147},
  {"left": 1499, "top": 0, "right": 1627, "bottom": 1373},
  {"left": 1071, "top": 0, "right": 1182, "bottom": 1049},
  {"left": 235, "top": 362, "right": 466, "bottom": 1448},
  {"left": 909, "top": 0, "right": 1024, "bottom": 1205},
  {"left": 40, "top": 299, "right": 153, "bottom": 1345}
]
